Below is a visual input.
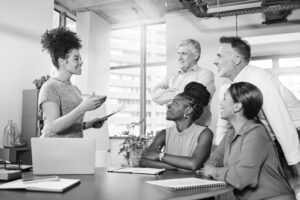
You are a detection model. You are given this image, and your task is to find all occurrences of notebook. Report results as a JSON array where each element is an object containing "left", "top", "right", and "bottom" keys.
[
  {"left": 31, "top": 138, "right": 96, "bottom": 175},
  {"left": 146, "top": 177, "right": 226, "bottom": 190},
  {"left": 0, "top": 178, "right": 80, "bottom": 192},
  {"left": 108, "top": 167, "right": 165, "bottom": 175}
]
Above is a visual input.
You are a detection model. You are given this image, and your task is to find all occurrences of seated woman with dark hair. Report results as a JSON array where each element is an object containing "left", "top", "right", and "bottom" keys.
[
  {"left": 203, "top": 82, "right": 295, "bottom": 200},
  {"left": 140, "top": 82, "right": 213, "bottom": 171}
]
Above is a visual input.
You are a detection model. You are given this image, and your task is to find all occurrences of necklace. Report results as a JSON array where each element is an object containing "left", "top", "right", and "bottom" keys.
[{"left": 52, "top": 77, "right": 72, "bottom": 85}]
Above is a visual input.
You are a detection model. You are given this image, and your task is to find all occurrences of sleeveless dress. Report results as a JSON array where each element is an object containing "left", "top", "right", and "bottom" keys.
[{"left": 164, "top": 123, "right": 206, "bottom": 156}]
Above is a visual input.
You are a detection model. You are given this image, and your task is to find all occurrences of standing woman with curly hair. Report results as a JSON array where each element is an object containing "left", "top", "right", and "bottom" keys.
[{"left": 39, "top": 27, "right": 106, "bottom": 138}]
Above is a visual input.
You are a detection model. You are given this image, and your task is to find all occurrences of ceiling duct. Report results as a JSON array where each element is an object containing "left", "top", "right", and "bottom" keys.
[{"left": 179, "top": 0, "right": 300, "bottom": 21}]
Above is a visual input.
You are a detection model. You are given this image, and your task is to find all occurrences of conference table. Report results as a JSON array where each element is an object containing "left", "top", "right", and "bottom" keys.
[{"left": 0, "top": 168, "right": 233, "bottom": 200}]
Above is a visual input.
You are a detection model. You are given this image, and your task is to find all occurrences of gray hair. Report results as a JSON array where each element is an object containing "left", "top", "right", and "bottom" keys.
[{"left": 177, "top": 39, "right": 201, "bottom": 61}]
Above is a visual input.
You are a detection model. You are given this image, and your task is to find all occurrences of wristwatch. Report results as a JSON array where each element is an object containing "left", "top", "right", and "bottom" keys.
[{"left": 159, "top": 152, "right": 165, "bottom": 161}]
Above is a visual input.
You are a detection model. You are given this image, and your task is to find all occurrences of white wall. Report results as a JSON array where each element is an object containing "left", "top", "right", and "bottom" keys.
[
  {"left": 166, "top": 10, "right": 300, "bottom": 136},
  {"left": 0, "top": 0, "right": 53, "bottom": 146},
  {"left": 76, "top": 12, "right": 111, "bottom": 167}
]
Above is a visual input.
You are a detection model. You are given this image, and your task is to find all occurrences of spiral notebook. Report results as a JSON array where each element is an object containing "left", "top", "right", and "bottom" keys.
[{"left": 146, "top": 177, "right": 226, "bottom": 190}]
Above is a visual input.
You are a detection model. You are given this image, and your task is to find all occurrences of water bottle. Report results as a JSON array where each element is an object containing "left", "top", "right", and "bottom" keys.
[{"left": 3, "top": 120, "right": 16, "bottom": 148}]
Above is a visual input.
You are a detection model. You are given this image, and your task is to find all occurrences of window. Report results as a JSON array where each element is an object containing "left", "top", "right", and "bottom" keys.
[
  {"left": 249, "top": 59, "right": 272, "bottom": 69},
  {"left": 66, "top": 17, "right": 76, "bottom": 32},
  {"left": 53, "top": 7, "right": 76, "bottom": 29},
  {"left": 108, "top": 67, "right": 140, "bottom": 136},
  {"left": 108, "top": 24, "right": 166, "bottom": 137},
  {"left": 250, "top": 55, "right": 300, "bottom": 99},
  {"left": 53, "top": 10, "right": 60, "bottom": 28},
  {"left": 278, "top": 57, "right": 300, "bottom": 99},
  {"left": 110, "top": 27, "right": 141, "bottom": 67},
  {"left": 246, "top": 33, "right": 300, "bottom": 100},
  {"left": 146, "top": 65, "right": 167, "bottom": 133}
]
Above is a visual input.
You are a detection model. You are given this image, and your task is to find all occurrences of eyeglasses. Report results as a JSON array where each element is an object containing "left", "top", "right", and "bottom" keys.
[{"left": 0, "top": 160, "right": 22, "bottom": 170}]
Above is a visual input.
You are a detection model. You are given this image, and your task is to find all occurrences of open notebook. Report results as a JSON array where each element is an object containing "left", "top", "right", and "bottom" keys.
[
  {"left": 108, "top": 167, "right": 165, "bottom": 175},
  {"left": 146, "top": 177, "right": 226, "bottom": 190},
  {"left": 0, "top": 178, "right": 80, "bottom": 192}
]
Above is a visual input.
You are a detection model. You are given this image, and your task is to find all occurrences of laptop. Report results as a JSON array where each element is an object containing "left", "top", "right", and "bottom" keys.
[{"left": 31, "top": 138, "right": 96, "bottom": 175}]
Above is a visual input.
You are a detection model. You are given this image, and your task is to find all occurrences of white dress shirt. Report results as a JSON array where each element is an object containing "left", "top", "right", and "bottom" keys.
[
  {"left": 216, "top": 65, "right": 300, "bottom": 165},
  {"left": 151, "top": 64, "right": 215, "bottom": 126}
]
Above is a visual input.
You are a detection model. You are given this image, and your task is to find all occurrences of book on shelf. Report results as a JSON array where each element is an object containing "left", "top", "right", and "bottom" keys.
[
  {"left": 0, "top": 178, "right": 80, "bottom": 192},
  {"left": 107, "top": 167, "right": 165, "bottom": 175},
  {"left": 146, "top": 177, "right": 226, "bottom": 190},
  {"left": 0, "top": 169, "right": 22, "bottom": 181}
]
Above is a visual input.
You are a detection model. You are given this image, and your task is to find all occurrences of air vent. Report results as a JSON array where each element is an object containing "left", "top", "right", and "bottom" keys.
[{"left": 180, "top": 0, "right": 300, "bottom": 20}]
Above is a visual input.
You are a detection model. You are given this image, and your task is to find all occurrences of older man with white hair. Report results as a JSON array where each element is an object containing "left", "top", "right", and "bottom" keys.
[{"left": 151, "top": 39, "right": 215, "bottom": 126}]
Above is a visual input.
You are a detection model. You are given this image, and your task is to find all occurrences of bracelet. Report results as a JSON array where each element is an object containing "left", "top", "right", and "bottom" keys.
[{"left": 159, "top": 152, "right": 165, "bottom": 161}]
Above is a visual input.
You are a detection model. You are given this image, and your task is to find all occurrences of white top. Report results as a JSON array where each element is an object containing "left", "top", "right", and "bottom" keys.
[
  {"left": 164, "top": 123, "right": 206, "bottom": 157},
  {"left": 151, "top": 64, "right": 215, "bottom": 126},
  {"left": 216, "top": 65, "right": 300, "bottom": 165}
]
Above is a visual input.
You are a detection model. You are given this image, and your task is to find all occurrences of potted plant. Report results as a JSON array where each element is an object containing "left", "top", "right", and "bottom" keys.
[
  {"left": 32, "top": 75, "right": 50, "bottom": 136},
  {"left": 119, "top": 134, "right": 149, "bottom": 167},
  {"left": 33, "top": 75, "right": 50, "bottom": 90},
  {"left": 118, "top": 121, "right": 149, "bottom": 167}
]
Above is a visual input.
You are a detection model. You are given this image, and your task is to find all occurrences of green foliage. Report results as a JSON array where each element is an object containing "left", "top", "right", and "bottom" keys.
[
  {"left": 33, "top": 75, "right": 50, "bottom": 90},
  {"left": 119, "top": 135, "right": 149, "bottom": 164}
]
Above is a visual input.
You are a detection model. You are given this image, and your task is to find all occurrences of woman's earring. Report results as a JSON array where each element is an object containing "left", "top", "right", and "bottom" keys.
[{"left": 184, "top": 113, "right": 187, "bottom": 118}]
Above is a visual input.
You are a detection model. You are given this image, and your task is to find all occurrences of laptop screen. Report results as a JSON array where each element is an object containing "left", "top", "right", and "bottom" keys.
[{"left": 31, "top": 138, "right": 96, "bottom": 175}]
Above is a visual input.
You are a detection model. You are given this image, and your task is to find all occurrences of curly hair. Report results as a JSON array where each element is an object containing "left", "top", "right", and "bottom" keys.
[
  {"left": 41, "top": 27, "right": 82, "bottom": 69},
  {"left": 179, "top": 82, "right": 211, "bottom": 121}
]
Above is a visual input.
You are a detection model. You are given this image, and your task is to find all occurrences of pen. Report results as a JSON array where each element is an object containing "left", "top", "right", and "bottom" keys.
[{"left": 22, "top": 175, "right": 60, "bottom": 184}]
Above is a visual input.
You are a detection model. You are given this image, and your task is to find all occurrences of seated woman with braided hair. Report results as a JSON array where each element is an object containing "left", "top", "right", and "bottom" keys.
[{"left": 140, "top": 82, "right": 213, "bottom": 171}]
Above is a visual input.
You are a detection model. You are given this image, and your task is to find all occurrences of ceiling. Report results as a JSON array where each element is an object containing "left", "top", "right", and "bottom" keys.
[
  {"left": 55, "top": 0, "right": 300, "bottom": 25},
  {"left": 55, "top": 0, "right": 185, "bottom": 25}
]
